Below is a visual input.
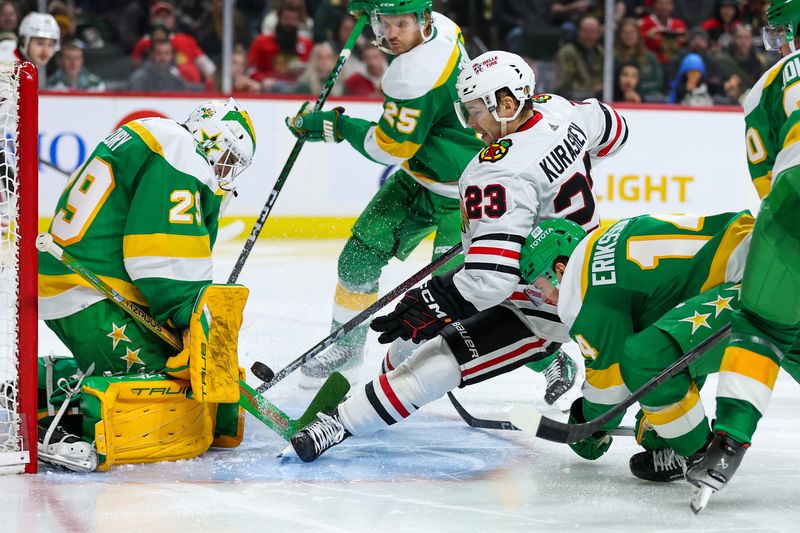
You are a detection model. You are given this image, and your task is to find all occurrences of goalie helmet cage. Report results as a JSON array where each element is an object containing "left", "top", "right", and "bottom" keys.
[{"left": 0, "top": 60, "right": 38, "bottom": 474}]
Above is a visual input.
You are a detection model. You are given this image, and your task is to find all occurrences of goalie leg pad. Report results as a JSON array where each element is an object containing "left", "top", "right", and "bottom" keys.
[
  {"left": 167, "top": 284, "right": 249, "bottom": 403},
  {"left": 81, "top": 375, "right": 215, "bottom": 470},
  {"left": 213, "top": 367, "right": 246, "bottom": 448}
]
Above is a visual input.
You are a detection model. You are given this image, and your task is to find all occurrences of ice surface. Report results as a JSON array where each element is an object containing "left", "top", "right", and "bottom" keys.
[{"left": 7, "top": 240, "right": 800, "bottom": 532}]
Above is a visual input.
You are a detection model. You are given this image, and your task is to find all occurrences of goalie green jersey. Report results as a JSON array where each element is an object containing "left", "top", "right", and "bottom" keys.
[
  {"left": 38, "top": 117, "right": 222, "bottom": 328},
  {"left": 743, "top": 49, "right": 800, "bottom": 199},
  {"left": 556, "top": 212, "right": 754, "bottom": 428},
  {"left": 337, "top": 12, "right": 484, "bottom": 199}
]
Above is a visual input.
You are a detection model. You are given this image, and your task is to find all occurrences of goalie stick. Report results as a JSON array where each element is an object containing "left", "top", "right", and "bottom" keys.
[
  {"left": 446, "top": 392, "right": 634, "bottom": 436},
  {"left": 251, "top": 243, "right": 464, "bottom": 392},
  {"left": 508, "top": 324, "right": 732, "bottom": 443},
  {"left": 227, "top": 15, "right": 368, "bottom": 284},
  {"left": 35, "top": 232, "right": 349, "bottom": 441}
]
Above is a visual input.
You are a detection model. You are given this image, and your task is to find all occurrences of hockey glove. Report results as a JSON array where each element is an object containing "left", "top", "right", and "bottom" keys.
[
  {"left": 568, "top": 397, "right": 613, "bottom": 460},
  {"left": 286, "top": 102, "right": 344, "bottom": 143}
]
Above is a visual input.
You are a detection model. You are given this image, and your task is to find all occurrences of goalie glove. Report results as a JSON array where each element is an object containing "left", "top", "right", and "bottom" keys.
[
  {"left": 285, "top": 101, "right": 344, "bottom": 143},
  {"left": 370, "top": 274, "right": 478, "bottom": 344},
  {"left": 567, "top": 397, "right": 613, "bottom": 460}
]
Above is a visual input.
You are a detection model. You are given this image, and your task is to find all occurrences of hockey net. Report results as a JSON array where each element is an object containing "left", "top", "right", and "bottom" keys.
[{"left": 0, "top": 60, "right": 37, "bottom": 474}]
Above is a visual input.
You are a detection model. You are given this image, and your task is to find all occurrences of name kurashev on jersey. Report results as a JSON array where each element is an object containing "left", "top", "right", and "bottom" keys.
[{"left": 538, "top": 122, "right": 588, "bottom": 183}]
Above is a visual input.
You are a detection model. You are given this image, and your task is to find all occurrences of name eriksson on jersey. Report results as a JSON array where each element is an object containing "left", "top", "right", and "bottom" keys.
[
  {"left": 591, "top": 218, "right": 630, "bottom": 286},
  {"left": 538, "top": 122, "right": 588, "bottom": 183}
]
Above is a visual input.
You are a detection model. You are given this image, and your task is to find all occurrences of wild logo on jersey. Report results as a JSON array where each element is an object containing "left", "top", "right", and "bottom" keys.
[{"left": 479, "top": 139, "right": 513, "bottom": 163}]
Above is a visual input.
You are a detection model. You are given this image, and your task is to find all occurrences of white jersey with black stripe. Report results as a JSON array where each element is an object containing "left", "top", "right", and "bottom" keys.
[{"left": 452, "top": 94, "right": 627, "bottom": 339}]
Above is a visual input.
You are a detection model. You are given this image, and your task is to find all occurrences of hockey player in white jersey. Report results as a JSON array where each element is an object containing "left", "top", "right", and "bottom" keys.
[{"left": 290, "top": 51, "right": 628, "bottom": 462}]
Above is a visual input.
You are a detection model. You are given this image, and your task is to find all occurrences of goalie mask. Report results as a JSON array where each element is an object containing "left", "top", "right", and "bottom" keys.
[
  {"left": 455, "top": 51, "right": 536, "bottom": 138},
  {"left": 185, "top": 97, "right": 256, "bottom": 190},
  {"left": 519, "top": 219, "right": 586, "bottom": 307},
  {"left": 763, "top": 0, "right": 800, "bottom": 51},
  {"left": 369, "top": 0, "right": 434, "bottom": 54},
  {"left": 18, "top": 12, "right": 60, "bottom": 59}
]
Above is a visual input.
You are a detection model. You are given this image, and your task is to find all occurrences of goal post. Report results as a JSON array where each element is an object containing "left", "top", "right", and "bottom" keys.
[{"left": 0, "top": 60, "right": 38, "bottom": 474}]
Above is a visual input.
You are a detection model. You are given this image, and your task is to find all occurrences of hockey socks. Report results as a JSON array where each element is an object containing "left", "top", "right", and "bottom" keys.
[{"left": 339, "top": 336, "right": 461, "bottom": 435}]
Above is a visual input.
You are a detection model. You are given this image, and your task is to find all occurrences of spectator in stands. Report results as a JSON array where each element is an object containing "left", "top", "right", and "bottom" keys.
[
  {"left": 554, "top": 15, "right": 604, "bottom": 99},
  {"left": 0, "top": 1, "right": 19, "bottom": 37},
  {"left": 195, "top": 0, "right": 252, "bottom": 64},
  {"left": 47, "top": 40, "right": 106, "bottom": 91},
  {"left": 640, "top": 0, "right": 688, "bottom": 64},
  {"left": 262, "top": 0, "right": 313, "bottom": 41},
  {"left": 668, "top": 26, "right": 737, "bottom": 103},
  {"left": 345, "top": 44, "right": 386, "bottom": 97},
  {"left": 614, "top": 62, "right": 644, "bottom": 102},
  {"left": 715, "top": 24, "right": 772, "bottom": 102},
  {"left": 313, "top": 0, "right": 347, "bottom": 43},
  {"left": 129, "top": 38, "right": 187, "bottom": 92},
  {"left": 668, "top": 52, "right": 714, "bottom": 105},
  {"left": 294, "top": 41, "right": 345, "bottom": 96},
  {"left": 248, "top": 1, "right": 313, "bottom": 92},
  {"left": 118, "top": 0, "right": 150, "bottom": 53},
  {"left": 551, "top": 0, "right": 594, "bottom": 37},
  {"left": 615, "top": 17, "right": 664, "bottom": 99},
  {"left": 739, "top": 0, "right": 769, "bottom": 37},
  {"left": 228, "top": 45, "right": 262, "bottom": 93},
  {"left": 132, "top": 2, "right": 216, "bottom": 89},
  {"left": 700, "top": 0, "right": 742, "bottom": 48},
  {"left": 493, "top": 0, "right": 559, "bottom": 56}
]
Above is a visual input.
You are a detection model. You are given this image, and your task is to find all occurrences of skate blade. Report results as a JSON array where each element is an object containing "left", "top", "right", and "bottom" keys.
[
  {"left": 276, "top": 443, "right": 294, "bottom": 459},
  {"left": 690, "top": 485, "right": 713, "bottom": 514},
  {"left": 38, "top": 451, "right": 98, "bottom": 473}
]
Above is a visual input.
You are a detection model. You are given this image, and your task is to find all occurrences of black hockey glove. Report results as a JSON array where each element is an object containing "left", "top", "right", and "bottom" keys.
[{"left": 370, "top": 274, "right": 478, "bottom": 344}]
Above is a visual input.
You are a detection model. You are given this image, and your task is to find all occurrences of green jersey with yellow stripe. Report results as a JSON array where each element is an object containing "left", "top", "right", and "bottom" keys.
[
  {"left": 39, "top": 117, "right": 222, "bottom": 328},
  {"left": 337, "top": 12, "right": 484, "bottom": 199},
  {"left": 556, "top": 212, "right": 754, "bottom": 428},
  {"left": 743, "top": 49, "right": 800, "bottom": 199}
]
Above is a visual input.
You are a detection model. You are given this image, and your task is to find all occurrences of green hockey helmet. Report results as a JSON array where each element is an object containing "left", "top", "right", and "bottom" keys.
[
  {"left": 763, "top": 0, "right": 800, "bottom": 50},
  {"left": 371, "top": 0, "right": 434, "bottom": 54},
  {"left": 519, "top": 219, "right": 586, "bottom": 285}
]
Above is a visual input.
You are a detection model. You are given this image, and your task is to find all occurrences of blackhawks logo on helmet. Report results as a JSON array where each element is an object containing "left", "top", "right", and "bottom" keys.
[{"left": 478, "top": 139, "right": 513, "bottom": 163}]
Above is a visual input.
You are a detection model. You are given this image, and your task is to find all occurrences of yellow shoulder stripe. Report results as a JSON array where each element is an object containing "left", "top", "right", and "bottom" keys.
[
  {"left": 763, "top": 60, "right": 786, "bottom": 89},
  {"left": 375, "top": 126, "right": 421, "bottom": 159},
  {"left": 752, "top": 171, "right": 772, "bottom": 199},
  {"left": 432, "top": 39, "right": 461, "bottom": 89},
  {"left": 123, "top": 233, "right": 211, "bottom": 259},
  {"left": 585, "top": 363, "right": 625, "bottom": 389},
  {"left": 39, "top": 273, "right": 147, "bottom": 304},
  {"left": 126, "top": 121, "right": 164, "bottom": 158},
  {"left": 701, "top": 214, "right": 755, "bottom": 292}
]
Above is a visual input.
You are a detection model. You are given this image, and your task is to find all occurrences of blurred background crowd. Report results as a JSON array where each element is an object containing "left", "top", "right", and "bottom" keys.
[{"left": 0, "top": 0, "right": 779, "bottom": 105}]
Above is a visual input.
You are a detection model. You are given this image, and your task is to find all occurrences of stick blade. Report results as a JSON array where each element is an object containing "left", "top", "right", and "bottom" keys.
[
  {"left": 295, "top": 372, "right": 351, "bottom": 430},
  {"left": 509, "top": 406, "right": 543, "bottom": 433}
]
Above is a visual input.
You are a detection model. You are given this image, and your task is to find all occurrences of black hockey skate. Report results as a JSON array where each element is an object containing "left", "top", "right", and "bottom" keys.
[
  {"left": 686, "top": 431, "right": 749, "bottom": 513},
  {"left": 38, "top": 425, "right": 98, "bottom": 472},
  {"left": 290, "top": 409, "right": 351, "bottom": 462},
  {"left": 629, "top": 446, "right": 704, "bottom": 482},
  {"left": 542, "top": 350, "right": 577, "bottom": 405}
]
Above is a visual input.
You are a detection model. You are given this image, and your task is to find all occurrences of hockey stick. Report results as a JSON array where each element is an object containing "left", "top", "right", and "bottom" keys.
[
  {"left": 446, "top": 392, "right": 634, "bottom": 436},
  {"left": 35, "top": 232, "right": 350, "bottom": 441},
  {"left": 227, "top": 15, "right": 368, "bottom": 284},
  {"left": 252, "top": 243, "right": 464, "bottom": 392},
  {"left": 508, "top": 324, "right": 732, "bottom": 444}
]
